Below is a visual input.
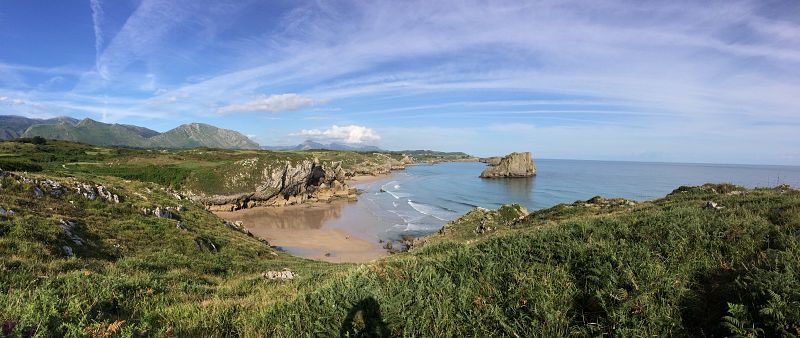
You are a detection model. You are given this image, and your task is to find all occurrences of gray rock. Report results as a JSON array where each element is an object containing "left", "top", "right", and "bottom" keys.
[
  {"left": 58, "top": 219, "right": 84, "bottom": 245},
  {"left": 154, "top": 206, "right": 172, "bottom": 219},
  {"left": 33, "top": 187, "right": 44, "bottom": 198},
  {"left": 62, "top": 246, "right": 74, "bottom": 257},
  {"left": 194, "top": 237, "right": 218, "bottom": 253}
]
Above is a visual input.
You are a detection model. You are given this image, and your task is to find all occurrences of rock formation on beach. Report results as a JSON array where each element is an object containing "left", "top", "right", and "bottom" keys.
[
  {"left": 479, "top": 152, "right": 536, "bottom": 178},
  {"left": 195, "top": 158, "right": 357, "bottom": 211}
]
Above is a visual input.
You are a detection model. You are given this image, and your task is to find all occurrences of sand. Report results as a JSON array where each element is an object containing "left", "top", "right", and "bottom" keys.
[
  {"left": 214, "top": 200, "right": 388, "bottom": 263},
  {"left": 347, "top": 174, "right": 390, "bottom": 184}
]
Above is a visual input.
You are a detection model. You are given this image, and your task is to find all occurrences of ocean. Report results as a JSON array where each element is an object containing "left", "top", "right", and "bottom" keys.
[{"left": 331, "top": 160, "right": 800, "bottom": 242}]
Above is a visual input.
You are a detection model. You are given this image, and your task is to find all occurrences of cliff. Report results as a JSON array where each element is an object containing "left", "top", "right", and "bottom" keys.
[
  {"left": 193, "top": 159, "right": 357, "bottom": 211},
  {"left": 479, "top": 152, "right": 536, "bottom": 178}
]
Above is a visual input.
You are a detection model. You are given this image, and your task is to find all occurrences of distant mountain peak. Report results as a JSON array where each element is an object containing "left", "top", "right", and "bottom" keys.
[{"left": 0, "top": 114, "right": 259, "bottom": 149}]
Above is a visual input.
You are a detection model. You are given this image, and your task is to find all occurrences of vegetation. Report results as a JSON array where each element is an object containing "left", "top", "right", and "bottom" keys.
[{"left": 0, "top": 140, "right": 798, "bottom": 337}]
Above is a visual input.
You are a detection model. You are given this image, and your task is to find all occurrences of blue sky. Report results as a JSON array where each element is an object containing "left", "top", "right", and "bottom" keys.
[{"left": 0, "top": 0, "right": 799, "bottom": 164}]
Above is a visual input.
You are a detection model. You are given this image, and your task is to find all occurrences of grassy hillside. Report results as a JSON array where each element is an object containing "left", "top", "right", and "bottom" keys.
[
  {"left": 0, "top": 140, "right": 407, "bottom": 196},
  {"left": 24, "top": 119, "right": 151, "bottom": 148},
  {"left": 1, "top": 141, "right": 798, "bottom": 336}
]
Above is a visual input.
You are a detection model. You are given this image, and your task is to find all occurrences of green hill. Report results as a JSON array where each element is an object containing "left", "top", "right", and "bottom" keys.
[
  {"left": 0, "top": 140, "right": 797, "bottom": 336},
  {"left": 17, "top": 117, "right": 259, "bottom": 149},
  {"left": 0, "top": 115, "right": 79, "bottom": 140},
  {"left": 23, "top": 119, "right": 151, "bottom": 147}
]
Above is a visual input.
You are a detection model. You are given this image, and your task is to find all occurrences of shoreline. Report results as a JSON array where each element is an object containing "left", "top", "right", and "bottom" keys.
[
  {"left": 212, "top": 161, "right": 474, "bottom": 263},
  {"left": 214, "top": 196, "right": 389, "bottom": 264}
]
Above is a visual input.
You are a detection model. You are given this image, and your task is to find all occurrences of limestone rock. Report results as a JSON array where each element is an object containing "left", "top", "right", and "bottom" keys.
[
  {"left": 57, "top": 219, "right": 84, "bottom": 245},
  {"left": 194, "top": 237, "right": 218, "bottom": 253},
  {"left": 262, "top": 269, "right": 296, "bottom": 280},
  {"left": 479, "top": 152, "right": 536, "bottom": 178}
]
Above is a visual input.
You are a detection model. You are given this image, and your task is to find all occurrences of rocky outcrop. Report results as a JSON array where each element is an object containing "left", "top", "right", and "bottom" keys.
[
  {"left": 479, "top": 152, "right": 536, "bottom": 178},
  {"left": 194, "top": 159, "right": 358, "bottom": 211},
  {"left": 0, "top": 168, "right": 122, "bottom": 204},
  {"left": 141, "top": 206, "right": 178, "bottom": 219}
]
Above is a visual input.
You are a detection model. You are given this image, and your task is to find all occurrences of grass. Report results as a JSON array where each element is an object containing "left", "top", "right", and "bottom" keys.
[{"left": 0, "top": 140, "right": 798, "bottom": 336}]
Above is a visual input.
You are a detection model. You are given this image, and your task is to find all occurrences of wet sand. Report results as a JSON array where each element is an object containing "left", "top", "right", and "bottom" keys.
[{"left": 214, "top": 200, "right": 388, "bottom": 263}]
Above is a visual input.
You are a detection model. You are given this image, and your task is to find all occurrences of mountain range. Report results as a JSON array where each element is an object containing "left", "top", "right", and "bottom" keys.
[
  {"left": 262, "top": 140, "right": 383, "bottom": 152},
  {"left": 0, "top": 115, "right": 260, "bottom": 149}
]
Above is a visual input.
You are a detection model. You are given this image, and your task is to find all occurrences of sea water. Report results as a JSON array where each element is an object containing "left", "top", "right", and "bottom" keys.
[{"left": 336, "top": 160, "right": 800, "bottom": 241}]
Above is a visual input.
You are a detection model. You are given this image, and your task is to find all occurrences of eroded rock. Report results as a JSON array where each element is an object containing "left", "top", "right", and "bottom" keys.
[{"left": 480, "top": 152, "right": 536, "bottom": 178}]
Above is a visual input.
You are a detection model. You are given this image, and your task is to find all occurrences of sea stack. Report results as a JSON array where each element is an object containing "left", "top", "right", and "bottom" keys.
[{"left": 480, "top": 152, "right": 536, "bottom": 178}]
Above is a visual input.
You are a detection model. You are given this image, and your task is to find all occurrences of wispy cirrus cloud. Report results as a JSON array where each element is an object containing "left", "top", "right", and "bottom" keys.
[
  {"left": 217, "top": 93, "right": 323, "bottom": 114},
  {"left": 89, "top": 0, "right": 104, "bottom": 67}
]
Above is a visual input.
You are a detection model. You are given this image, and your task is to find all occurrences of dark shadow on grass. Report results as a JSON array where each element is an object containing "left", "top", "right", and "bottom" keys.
[
  {"left": 339, "top": 297, "right": 390, "bottom": 338},
  {"left": 680, "top": 268, "right": 740, "bottom": 337}
]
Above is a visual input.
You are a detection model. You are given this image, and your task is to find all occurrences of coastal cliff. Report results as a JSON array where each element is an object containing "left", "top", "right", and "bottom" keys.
[
  {"left": 191, "top": 158, "right": 358, "bottom": 211},
  {"left": 480, "top": 152, "right": 536, "bottom": 178}
]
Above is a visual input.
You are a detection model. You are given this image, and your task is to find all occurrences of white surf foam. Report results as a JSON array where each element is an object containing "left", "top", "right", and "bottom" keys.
[{"left": 407, "top": 200, "right": 456, "bottom": 221}]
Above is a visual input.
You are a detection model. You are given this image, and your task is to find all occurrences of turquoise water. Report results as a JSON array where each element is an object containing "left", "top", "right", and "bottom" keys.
[{"left": 347, "top": 160, "right": 800, "bottom": 240}]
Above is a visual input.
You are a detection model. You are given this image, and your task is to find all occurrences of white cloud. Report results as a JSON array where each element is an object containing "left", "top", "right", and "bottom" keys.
[
  {"left": 291, "top": 125, "right": 381, "bottom": 144},
  {"left": 0, "top": 96, "right": 25, "bottom": 106},
  {"left": 89, "top": 0, "right": 104, "bottom": 65},
  {"left": 217, "top": 93, "right": 322, "bottom": 114}
]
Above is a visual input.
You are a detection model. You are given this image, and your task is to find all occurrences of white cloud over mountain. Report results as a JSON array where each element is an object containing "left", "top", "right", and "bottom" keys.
[{"left": 291, "top": 125, "right": 381, "bottom": 144}]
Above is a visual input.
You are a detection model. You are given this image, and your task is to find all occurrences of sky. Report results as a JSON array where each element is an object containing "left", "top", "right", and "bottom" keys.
[{"left": 0, "top": 0, "right": 799, "bottom": 164}]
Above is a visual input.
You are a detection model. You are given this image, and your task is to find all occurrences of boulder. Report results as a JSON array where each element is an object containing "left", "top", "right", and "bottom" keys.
[{"left": 479, "top": 152, "right": 536, "bottom": 178}]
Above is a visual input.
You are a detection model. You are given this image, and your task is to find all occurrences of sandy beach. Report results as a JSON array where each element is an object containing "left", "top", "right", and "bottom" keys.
[
  {"left": 347, "top": 174, "right": 391, "bottom": 184},
  {"left": 214, "top": 199, "right": 388, "bottom": 263}
]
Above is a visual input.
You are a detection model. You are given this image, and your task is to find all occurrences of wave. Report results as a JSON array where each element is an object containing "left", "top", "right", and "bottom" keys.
[
  {"left": 386, "top": 191, "right": 411, "bottom": 199},
  {"left": 407, "top": 200, "right": 458, "bottom": 221},
  {"left": 387, "top": 209, "right": 424, "bottom": 224}
]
